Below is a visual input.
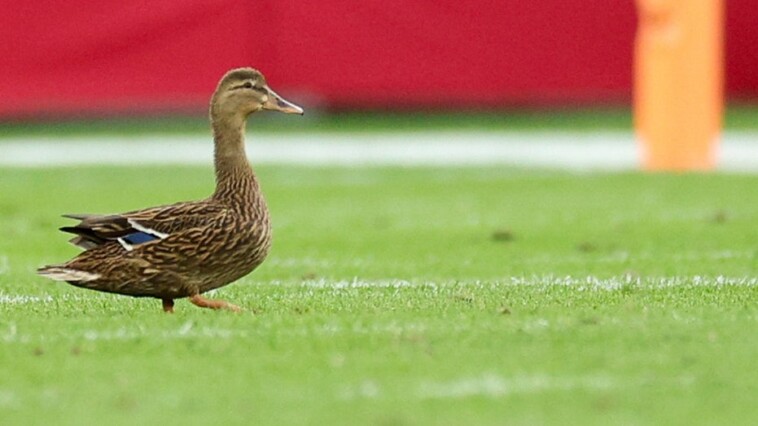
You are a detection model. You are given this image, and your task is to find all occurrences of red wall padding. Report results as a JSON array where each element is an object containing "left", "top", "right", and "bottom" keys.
[
  {"left": 0, "top": 1, "right": 755, "bottom": 116},
  {"left": 726, "top": 0, "right": 758, "bottom": 101}
]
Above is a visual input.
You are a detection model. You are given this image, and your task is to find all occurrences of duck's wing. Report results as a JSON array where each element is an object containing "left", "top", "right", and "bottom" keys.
[{"left": 60, "top": 201, "right": 228, "bottom": 250}]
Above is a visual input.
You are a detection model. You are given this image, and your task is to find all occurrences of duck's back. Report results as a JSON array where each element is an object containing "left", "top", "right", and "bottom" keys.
[{"left": 54, "top": 196, "right": 271, "bottom": 298}]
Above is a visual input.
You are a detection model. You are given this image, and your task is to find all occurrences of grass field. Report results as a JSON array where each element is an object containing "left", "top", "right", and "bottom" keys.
[{"left": 0, "top": 163, "right": 756, "bottom": 425}]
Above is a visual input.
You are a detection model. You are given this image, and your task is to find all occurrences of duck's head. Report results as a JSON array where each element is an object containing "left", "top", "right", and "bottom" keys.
[{"left": 210, "top": 68, "right": 303, "bottom": 120}]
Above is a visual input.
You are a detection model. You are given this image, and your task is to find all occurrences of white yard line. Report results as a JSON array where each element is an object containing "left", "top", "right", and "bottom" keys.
[
  {"left": 3, "top": 275, "right": 755, "bottom": 307},
  {"left": 1, "top": 274, "right": 753, "bottom": 344},
  {"left": 414, "top": 373, "right": 695, "bottom": 400},
  {"left": 0, "top": 295, "right": 53, "bottom": 304},
  {"left": 339, "top": 373, "right": 695, "bottom": 400},
  {"left": 293, "top": 275, "right": 758, "bottom": 289},
  {"left": 1, "top": 131, "right": 756, "bottom": 170}
]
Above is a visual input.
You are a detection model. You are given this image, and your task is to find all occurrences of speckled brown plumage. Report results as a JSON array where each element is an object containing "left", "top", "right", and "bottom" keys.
[{"left": 37, "top": 68, "right": 303, "bottom": 312}]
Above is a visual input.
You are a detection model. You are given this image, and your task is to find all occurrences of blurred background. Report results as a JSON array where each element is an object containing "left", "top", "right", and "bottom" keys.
[{"left": 0, "top": 0, "right": 756, "bottom": 166}]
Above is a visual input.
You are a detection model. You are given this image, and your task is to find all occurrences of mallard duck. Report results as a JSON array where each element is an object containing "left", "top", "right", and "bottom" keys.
[{"left": 38, "top": 68, "right": 303, "bottom": 313}]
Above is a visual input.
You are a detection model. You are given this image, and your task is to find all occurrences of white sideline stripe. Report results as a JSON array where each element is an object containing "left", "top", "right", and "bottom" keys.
[{"left": 0, "top": 131, "right": 756, "bottom": 170}]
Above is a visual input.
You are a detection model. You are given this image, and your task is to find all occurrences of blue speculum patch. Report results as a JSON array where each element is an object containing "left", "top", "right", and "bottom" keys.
[{"left": 123, "top": 232, "right": 158, "bottom": 245}]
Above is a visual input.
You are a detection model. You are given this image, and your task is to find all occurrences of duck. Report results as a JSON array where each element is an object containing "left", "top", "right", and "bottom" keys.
[{"left": 37, "top": 68, "right": 303, "bottom": 313}]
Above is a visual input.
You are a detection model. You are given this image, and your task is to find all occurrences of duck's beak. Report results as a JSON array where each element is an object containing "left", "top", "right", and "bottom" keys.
[{"left": 262, "top": 87, "right": 304, "bottom": 115}]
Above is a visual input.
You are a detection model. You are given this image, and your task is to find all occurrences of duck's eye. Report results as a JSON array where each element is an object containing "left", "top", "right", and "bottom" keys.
[{"left": 241, "top": 82, "right": 254, "bottom": 89}]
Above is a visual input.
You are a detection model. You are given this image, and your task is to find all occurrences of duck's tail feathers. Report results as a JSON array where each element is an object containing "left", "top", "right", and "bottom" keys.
[{"left": 37, "top": 266, "right": 100, "bottom": 282}]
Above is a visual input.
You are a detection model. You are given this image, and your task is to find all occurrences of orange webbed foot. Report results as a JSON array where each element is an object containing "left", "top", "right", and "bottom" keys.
[{"left": 189, "top": 294, "right": 242, "bottom": 312}]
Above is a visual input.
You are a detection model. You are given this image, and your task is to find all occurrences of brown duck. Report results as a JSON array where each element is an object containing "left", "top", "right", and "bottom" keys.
[{"left": 38, "top": 68, "right": 303, "bottom": 312}]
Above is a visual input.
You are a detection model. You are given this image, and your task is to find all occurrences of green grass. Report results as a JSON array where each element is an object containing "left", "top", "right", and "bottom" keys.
[
  {"left": 1, "top": 166, "right": 757, "bottom": 425},
  {"left": 1, "top": 104, "right": 757, "bottom": 137}
]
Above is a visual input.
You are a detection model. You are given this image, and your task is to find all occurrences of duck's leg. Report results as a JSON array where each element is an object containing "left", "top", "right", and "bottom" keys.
[
  {"left": 162, "top": 298, "right": 175, "bottom": 313},
  {"left": 189, "top": 294, "right": 242, "bottom": 312}
]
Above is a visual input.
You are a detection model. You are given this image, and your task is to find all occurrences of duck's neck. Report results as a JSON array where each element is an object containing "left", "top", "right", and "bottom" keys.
[{"left": 211, "top": 115, "right": 259, "bottom": 203}]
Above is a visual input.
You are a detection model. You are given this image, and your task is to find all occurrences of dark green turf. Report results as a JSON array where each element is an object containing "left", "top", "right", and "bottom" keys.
[{"left": 0, "top": 105, "right": 756, "bottom": 138}]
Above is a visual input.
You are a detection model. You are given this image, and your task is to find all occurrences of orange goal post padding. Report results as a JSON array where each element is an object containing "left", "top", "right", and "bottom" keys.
[{"left": 634, "top": 0, "right": 724, "bottom": 171}]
